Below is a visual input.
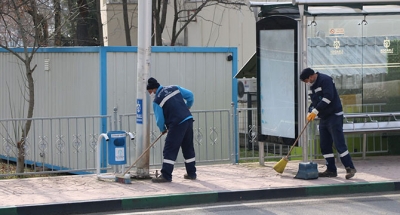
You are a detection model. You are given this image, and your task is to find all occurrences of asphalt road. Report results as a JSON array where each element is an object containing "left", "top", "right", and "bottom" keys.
[{"left": 80, "top": 192, "right": 400, "bottom": 215}]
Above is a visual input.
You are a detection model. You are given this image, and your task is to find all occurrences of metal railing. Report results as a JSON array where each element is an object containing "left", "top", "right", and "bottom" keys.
[
  {"left": 236, "top": 107, "right": 400, "bottom": 163},
  {"left": 118, "top": 109, "right": 233, "bottom": 169},
  {"left": 310, "top": 112, "right": 400, "bottom": 160},
  {"left": 0, "top": 109, "right": 233, "bottom": 177},
  {"left": 3, "top": 107, "right": 397, "bottom": 177},
  {"left": 236, "top": 108, "right": 298, "bottom": 163},
  {"left": 0, "top": 115, "right": 112, "bottom": 177}
]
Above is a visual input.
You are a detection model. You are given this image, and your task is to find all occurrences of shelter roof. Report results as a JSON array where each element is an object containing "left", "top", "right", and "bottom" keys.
[{"left": 249, "top": 1, "right": 400, "bottom": 17}]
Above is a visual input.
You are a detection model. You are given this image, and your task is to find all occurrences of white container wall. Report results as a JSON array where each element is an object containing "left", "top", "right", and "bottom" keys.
[
  {"left": 107, "top": 50, "right": 234, "bottom": 116},
  {"left": 0, "top": 47, "right": 235, "bottom": 120},
  {"left": 0, "top": 46, "right": 237, "bottom": 172},
  {"left": 0, "top": 50, "right": 100, "bottom": 118}
]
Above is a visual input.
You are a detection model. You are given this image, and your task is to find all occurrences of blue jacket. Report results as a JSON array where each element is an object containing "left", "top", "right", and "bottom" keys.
[
  {"left": 152, "top": 85, "right": 194, "bottom": 132},
  {"left": 308, "top": 72, "right": 343, "bottom": 119}
]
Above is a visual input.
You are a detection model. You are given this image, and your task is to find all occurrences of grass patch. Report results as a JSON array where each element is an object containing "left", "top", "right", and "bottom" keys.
[
  {"left": 0, "top": 161, "right": 68, "bottom": 179},
  {"left": 238, "top": 147, "right": 286, "bottom": 163}
]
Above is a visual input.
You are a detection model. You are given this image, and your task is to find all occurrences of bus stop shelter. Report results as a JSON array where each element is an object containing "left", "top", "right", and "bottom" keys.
[{"left": 244, "top": 0, "right": 400, "bottom": 160}]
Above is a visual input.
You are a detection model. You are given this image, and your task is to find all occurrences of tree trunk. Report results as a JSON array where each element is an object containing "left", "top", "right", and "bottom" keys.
[
  {"left": 153, "top": 0, "right": 169, "bottom": 46},
  {"left": 171, "top": 0, "right": 209, "bottom": 46},
  {"left": 54, "top": 0, "right": 62, "bottom": 46},
  {"left": 122, "top": 0, "right": 131, "bottom": 46},
  {"left": 152, "top": 0, "right": 157, "bottom": 45},
  {"left": 76, "top": 0, "right": 90, "bottom": 45},
  {"left": 9, "top": 0, "right": 38, "bottom": 174},
  {"left": 16, "top": 64, "right": 35, "bottom": 174},
  {"left": 96, "top": 0, "right": 104, "bottom": 46},
  {"left": 25, "top": 3, "right": 49, "bottom": 46},
  {"left": 17, "top": 140, "right": 25, "bottom": 175},
  {"left": 68, "top": 0, "right": 77, "bottom": 45},
  {"left": 170, "top": 0, "right": 179, "bottom": 46}
]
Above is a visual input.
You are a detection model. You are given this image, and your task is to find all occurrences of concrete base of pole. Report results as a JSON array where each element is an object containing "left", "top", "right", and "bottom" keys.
[{"left": 133, "top": 167, "right": 151, "bottom": 179}]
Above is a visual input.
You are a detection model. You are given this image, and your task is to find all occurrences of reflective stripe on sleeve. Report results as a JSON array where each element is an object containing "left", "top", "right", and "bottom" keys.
[
  {"left": 159, "top": 90, "right": 180, "bottom": 107},
  {"left": 322, "top": 97, "right": 331, "bottom": 104}
]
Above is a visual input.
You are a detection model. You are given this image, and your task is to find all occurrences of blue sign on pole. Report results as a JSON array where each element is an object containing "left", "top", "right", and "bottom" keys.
[{"left": 136, "top": 99, "right": 143, "bottom": 124}]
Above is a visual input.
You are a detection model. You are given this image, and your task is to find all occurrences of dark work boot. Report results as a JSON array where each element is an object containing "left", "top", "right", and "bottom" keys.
[
  {"left": 184, "top": 174, "right": 196, "bottom": 180},
  {"left": 318, "top": 169, "right": 337, "bottom": 177},
  {"left": 151, "top": 175, "right": 171, "bottom": 183},
  {"left": 345, "top": 167, "right": 357, "bottom": 179}
]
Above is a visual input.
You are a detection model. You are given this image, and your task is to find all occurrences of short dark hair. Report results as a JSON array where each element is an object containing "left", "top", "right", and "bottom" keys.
[{"left": 300, "top": 68, "right": 315, "bottom": 81}]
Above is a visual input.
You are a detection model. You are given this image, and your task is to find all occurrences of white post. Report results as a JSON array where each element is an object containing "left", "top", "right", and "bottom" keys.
[
  {"left": 258, "top": 142, "right": 265, "bottom": 166},
  {"left": 96, "top": 133, "right": 109, "bottom": 175},
  {"left": 135, "top": 0, "right": 152, "bottom": 178}
]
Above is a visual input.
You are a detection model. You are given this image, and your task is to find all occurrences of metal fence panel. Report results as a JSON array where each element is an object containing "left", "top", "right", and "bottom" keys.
[
  {"left": 236, "top": 107, "right": 399, "bottom": 163},
  {"left": 0, "top": 116, "right": 111, "bottom": 177},
  {"left": 118, "top": 109, "right": 232, "bottom": 169}
]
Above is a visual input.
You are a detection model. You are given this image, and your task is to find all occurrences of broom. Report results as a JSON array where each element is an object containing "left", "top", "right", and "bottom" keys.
[
  {"left": 115, "top": 132, "right": 165, "bottom": 184},
  {"left": 273, "top": 120, "right": 310, "bottom": 173}
]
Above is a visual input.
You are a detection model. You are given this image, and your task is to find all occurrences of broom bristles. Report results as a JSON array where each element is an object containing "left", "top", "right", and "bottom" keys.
[
  {"left": 273, "top": 157, "right": 289, "bottom": 173},
  {"left": 272, "top": 121, "right": 310, "bottom": 174},
  {"left": 115, "top": 174, "right": 132, "bottom": 184}
]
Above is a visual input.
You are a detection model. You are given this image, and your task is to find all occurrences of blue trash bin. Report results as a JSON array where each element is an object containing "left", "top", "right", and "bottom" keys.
[{"left": 107, "top": 131, "right": 127, "bottom": 165}]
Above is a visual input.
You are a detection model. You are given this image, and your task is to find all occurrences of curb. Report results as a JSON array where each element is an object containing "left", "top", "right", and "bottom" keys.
[{"left": 1, "top": 181, "right": 399, "bottom": 215}]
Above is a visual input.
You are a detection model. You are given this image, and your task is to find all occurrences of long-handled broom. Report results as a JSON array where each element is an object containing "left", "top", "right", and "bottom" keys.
[
  {"left": 273, "top": 120, "right": 310, "bottom": 173},
  {"left": 115, "top": 132, "right": 165, "bottom": 184}
]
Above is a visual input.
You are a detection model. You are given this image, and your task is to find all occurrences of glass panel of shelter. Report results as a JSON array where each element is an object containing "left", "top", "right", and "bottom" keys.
[
  {"left": 306, "top": 14, "right": 400, "bottom": 156},
  {"left": 306, "top": 15, "right": 400, "bottom": 114},
  {"left": 362, "top": 15, "right": 400, "bottom": 114},
  {"left": 362, "top": 15, "right": 400, "bottom": 156}
]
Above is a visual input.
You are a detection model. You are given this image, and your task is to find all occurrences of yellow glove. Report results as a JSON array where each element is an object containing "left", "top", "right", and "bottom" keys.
[{"left": 307, "top": 109, "right": 319, "bottom": 121}]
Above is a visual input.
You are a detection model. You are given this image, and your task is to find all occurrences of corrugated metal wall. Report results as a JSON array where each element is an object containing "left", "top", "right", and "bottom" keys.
[
  {"left": 0, "top": 47, "right": 235, "bottom": 119},
  {"left": 0, "top": 46, "right": 237, "bottom": 170},
  {"left": 106, "top": 48, "right": 235, "bottom": 168},
  {"left": 107, "top": 50, "right": 234, "bottom": 116},
  {"left": 0, "top": 50, "right": 100, "bottom": 118},
  {"left": 38, "top": 52, "right": 100, "bottom": 117}
]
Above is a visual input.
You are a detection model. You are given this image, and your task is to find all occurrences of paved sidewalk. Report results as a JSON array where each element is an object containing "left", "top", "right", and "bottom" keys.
[{"left": 1, "top": 156, "right": 400, "bottom": 215}]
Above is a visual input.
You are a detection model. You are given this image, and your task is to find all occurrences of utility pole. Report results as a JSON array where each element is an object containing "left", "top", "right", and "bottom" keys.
[{"left": 134, "top": 0, "right": 152, "bottom": 178}]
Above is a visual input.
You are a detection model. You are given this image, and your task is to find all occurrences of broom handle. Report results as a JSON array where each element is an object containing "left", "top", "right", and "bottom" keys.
[
  {"left": 286, "top": 120, "right": 311, "bottom": 157},
  {"left": 122, "top": 132, "right": 164, "bottom": 176}
]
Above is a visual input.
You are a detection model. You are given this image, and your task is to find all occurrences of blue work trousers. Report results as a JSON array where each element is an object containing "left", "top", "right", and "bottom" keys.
[
  {"left": 319, "top": 114, "right": 355, "bottom": 172},
  {"left": 161, "top": 119, "right": 196, "bottom": 181}
]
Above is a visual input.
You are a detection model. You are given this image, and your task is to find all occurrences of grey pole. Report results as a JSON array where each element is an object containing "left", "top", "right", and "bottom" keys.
[
  {"left": 135, "top": 0, "right": 152, "bottom": 178},
  {"left": 298, "top": 4, "right": 309, "bottom": 162}
]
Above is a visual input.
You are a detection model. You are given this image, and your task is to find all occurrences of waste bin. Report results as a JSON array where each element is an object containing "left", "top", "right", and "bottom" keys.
[{"left": 107, "top": 131, "right": 127, "bottom": 165}]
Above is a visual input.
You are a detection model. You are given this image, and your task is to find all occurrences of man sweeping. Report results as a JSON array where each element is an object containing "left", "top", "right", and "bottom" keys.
[
  {"left": 300, "top": 68, "right": 357, "bottom": 179},
  {"left": 146, "top": 77, "right": 197, "bottom": 183}
]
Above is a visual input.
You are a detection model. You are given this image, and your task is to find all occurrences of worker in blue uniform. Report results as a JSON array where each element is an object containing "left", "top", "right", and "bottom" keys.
[
  {"left": 146, "top": 77, "right": 197, "bottom": 183},
  {"left": 300, "top": 68, "right": 357, "bottom": 179}
]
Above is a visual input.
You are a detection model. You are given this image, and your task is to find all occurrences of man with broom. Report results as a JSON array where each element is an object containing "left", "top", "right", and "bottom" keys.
[
  {"left": 300, "top": 68, "right": 357, "bottom": 179},
  {"left": 146, "top": 77, "right": 197, "bottom": 183}
]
